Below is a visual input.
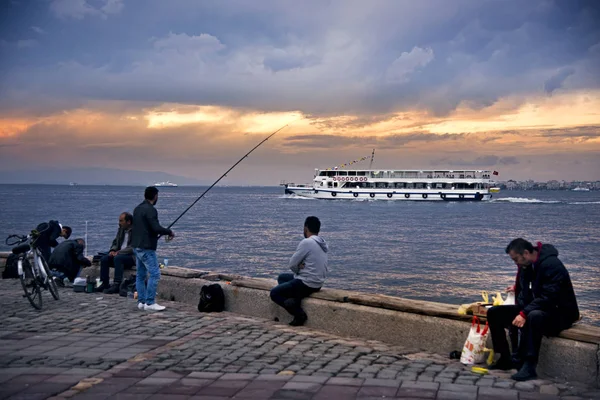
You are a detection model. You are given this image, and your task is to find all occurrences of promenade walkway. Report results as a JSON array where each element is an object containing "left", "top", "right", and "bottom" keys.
[{"left": 0, "top": 280, "right": 597, "bottom": 399}]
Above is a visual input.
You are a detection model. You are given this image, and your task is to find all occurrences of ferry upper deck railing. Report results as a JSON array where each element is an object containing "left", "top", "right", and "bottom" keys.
[{"left": 317, "top": 170, "right": 495, "bottom": 180}]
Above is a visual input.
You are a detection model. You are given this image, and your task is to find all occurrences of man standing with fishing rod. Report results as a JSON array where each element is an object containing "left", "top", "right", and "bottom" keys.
[
  {"left": 132, "top": 186, "right": 174, "bottom": 311},
  {"left": 141, "top": 123, "right": 289, "bottom": 311}
]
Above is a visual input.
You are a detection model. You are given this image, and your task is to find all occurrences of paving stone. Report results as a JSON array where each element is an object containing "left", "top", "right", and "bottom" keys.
[
  {"left": 518, "top": 393, "right": 560, "bottom": 400},
  {"left": 187, "top": 372, "right": 223, "bottom": 380},
  {"left": 357, "top": 385, "right": 398, "bottom": 397},
  {"left": 514, "top": 381, "right": 537, "bottom": 391},
  {"left": 395, "top": 387, "right": 437, "bottom": 399},
  {"left": 325, "top": 377, "right": 364, "bottom": 386},
  {"left": 493, "top": 380, "right": 515, "bottom": 389},
  {"left": 437, "top": 390, "right": 477, "bottom": 400},
  {"left": 478, "top": 386, "right": 518, "bottom": 399},
  {"left": 401, "top": 381, "right": 440, "bottom": 391},
  {"left": 363, "top": 378, "right": 401, "bottom": 388},
  {"left": 137, "top": 377, "right": 178, "bottom": 386},
  {"left": 281, "top": 381, "right": 322, "bottom": 392},
  {"left": 313, "top": 385, "right": 360, "bottom": 400},
  {"left": 539, "top": 385, "right": 560, "bottom": 395},
  {"left": 439, "top": 383, "right": 478, "bottom": 393}
]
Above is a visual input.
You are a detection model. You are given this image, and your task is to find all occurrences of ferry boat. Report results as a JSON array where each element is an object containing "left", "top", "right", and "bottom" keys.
[
  {"left": 282, "top": 169, "right": 500, "bottom": 201},
  {"left": 153, "top": 181, "right": 178, "bottom": 187},
  {"left": 571, "top": 187, "right": 590, "bottom": 192}
]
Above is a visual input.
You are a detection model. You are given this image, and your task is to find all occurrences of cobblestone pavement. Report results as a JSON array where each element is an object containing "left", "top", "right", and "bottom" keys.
[{"left": 1, "top": 279, "right": 598, "bottom": 399}]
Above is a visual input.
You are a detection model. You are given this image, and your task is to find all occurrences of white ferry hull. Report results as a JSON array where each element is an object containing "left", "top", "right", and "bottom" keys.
[{"left": 285, "top": 187, "right": 493, "bottom": 201}]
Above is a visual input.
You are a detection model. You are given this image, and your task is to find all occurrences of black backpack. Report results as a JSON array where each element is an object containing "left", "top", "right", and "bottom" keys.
[
  {"left": 198, "top": 284, "right": 225, "bottom": 312},
  {"left": 119, "top": 274, "right": 137, "bottom": 297},
  {"left": 2, "top": 254, "right": 19, "bottom": 279}
]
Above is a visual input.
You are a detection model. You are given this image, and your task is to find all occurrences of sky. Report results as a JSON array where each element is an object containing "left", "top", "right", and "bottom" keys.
[{"left": 0, "top": 0, "right": 599, "bottom": 184}]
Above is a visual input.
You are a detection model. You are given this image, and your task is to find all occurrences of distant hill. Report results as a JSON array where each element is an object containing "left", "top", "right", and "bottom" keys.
[{"left": 0, "top": 167, "right": 208, "bottom": 186}]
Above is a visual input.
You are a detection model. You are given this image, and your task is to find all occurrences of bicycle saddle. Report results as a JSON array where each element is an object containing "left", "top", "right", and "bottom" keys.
[{"left": 12, "top": 244, "right": 31, "bottom": 254}]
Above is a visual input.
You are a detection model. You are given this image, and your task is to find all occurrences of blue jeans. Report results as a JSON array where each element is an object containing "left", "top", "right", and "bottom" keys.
[
  {"left": 134, "top": 248, "right": 160, "bottom": 306},
  {"left": 270, "top": 273, "right": 320, "bottom": 317}
]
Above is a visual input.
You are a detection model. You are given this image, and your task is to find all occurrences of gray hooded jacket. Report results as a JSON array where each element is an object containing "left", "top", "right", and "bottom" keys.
[{"left": 288, "top": 235, "right": 328, "bottom": 288}]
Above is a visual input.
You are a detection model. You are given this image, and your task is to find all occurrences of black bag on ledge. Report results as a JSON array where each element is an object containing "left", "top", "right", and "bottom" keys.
[{"left": 198, "top": 284, "right": 225, "bottom": 313}]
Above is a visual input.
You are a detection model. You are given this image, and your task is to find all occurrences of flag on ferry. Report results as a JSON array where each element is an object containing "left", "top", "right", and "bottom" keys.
[{"left": 493, "top": 171, "right": 499, "bottom": 175}]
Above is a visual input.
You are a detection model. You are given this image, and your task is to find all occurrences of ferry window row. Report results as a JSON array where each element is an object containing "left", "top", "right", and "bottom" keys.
[{"left": 324, "top": 182, "right": 488, "bottom": 190}]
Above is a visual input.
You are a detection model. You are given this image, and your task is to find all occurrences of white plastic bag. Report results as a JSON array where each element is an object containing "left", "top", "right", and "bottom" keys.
[
  {"left": 460, "top": 316, "right": 490, "bottom": 365},
  {"left": 503, "top": 292, "right": 516, "bottom": 305}
]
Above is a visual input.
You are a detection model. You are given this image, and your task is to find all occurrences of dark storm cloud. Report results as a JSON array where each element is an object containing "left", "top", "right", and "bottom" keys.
[
  {"left": 0, "top": 0, "right": 599, "bottom": 115},
  {"left": 544, "top": 67, "right": 576, "bottom": 94}
]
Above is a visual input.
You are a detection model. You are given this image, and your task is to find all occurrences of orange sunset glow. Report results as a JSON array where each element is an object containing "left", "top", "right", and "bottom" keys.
[{"left": 1, "top": 1, "right": 599, "bottom": 184}]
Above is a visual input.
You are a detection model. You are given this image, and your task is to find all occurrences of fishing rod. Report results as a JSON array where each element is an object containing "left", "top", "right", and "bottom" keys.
[{"left": 164, "top": 123, "right": 290, "bottom": 232}]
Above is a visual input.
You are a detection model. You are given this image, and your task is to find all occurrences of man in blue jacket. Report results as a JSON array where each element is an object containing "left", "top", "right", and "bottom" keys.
[
  {"left": 488, "top": 238, "right": 579, "bottom": 381},
  {"left": 270, "top": 216, "right": 328, "bottom": 326},
  {"left": 131, "top": 186, "right": 174, "bottom": 312}
]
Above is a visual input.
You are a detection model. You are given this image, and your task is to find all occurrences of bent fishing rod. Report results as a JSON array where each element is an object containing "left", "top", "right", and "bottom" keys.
[{"left": 164, "top": 123, "right": 290, "bottom": 232}]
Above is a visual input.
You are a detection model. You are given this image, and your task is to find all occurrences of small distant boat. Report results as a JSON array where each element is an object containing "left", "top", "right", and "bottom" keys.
[
  {"left": 69, "top": 182, "right": 78, "bottom": 186},
  {"left": 154, "top": 181, "right": 178, "bottom": 187},
  {"left": 572, "top": 187, "right": 590, "bottom": 192}
]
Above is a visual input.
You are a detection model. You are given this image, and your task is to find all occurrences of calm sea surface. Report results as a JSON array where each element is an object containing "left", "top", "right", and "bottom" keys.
[{"left": 1, "top": 185, "right": 598, "bottom": 326}]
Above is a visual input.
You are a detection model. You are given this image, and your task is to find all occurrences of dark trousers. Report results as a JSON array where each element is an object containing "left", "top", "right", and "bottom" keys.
[
  {"left": 100, "top": 254, "right": 135, "bottom": 286},
  {"left": 487, "top": 305, "right": 569, "bottom": 363},
  {"left": 39, "top": 245, "right": 51, "bottom": 264},
  {"left": 270, "top": 273, "right": 320, "bottom": 317}
]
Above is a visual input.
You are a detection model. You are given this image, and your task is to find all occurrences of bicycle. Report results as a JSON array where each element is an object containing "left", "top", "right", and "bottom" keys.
[{"left": 5, "top": 228, "right": 60, "bottom": 310}]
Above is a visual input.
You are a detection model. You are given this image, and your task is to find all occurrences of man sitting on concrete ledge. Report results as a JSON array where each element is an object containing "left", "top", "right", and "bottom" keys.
[
  {"left": 97, "top": 212, "right": 135, "bottom": 294},
  {"left": 270, "top": 216, "right": 328, "bottom": 326},
  {"left": 488, "top": 238, "right": 579, "bottom": 382}
]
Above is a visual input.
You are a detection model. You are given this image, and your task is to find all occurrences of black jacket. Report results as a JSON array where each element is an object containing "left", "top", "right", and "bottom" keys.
[
  {"left": 49, "top": 240, "right": 92, "bottom": 271},
  {"left": 131, "top": 200, "right": 172, "bottom": 250},
  {"left": 36, "top": 220, "right": 62, "bottom": 248},
  {"left": 516, "top": 243, "right": 579, "bottom": 324},
  {"left": 109, "top": 227, "right": 133, "bottom": 255}
]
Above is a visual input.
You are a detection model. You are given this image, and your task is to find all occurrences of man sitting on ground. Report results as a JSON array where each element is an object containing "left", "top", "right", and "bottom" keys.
[
  {"left": 487, "top": 238, "right": 579, "bottom": 381},
  {"left": 97, "top": 212, "right": 135, "bottom": 294},
  {"left": 270, "top": 216, "right": 328, "bottom": 326},
  {"left": 49, "top": 238, "right": 92, "bottom": 284}
]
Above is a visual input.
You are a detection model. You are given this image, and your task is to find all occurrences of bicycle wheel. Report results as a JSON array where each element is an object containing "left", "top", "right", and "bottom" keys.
[
  {"left": 20, "top": 260, "right": 42, "bottom": 310},
  {"left": 39, "top": 255, "right": 60, "bottom": 300}
]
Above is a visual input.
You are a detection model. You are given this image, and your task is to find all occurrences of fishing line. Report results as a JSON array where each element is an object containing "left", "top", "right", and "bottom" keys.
[{"left": 164, "top": 123, "right": 291, "bottom": 232}]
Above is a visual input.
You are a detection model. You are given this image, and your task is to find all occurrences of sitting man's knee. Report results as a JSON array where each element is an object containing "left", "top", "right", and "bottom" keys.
[
  {"left": 270, "top": 287, "right": 279, "bottom": 301},
  {"left": 487, "top": 306, "right": 501, "bottom": 320},
  {"left": 527, "top": 310, "right": 545, "bottom": 322}
]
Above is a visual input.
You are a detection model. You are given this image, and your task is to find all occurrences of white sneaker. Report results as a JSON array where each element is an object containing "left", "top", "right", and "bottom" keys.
[
  {"left": 137, "top": 303, "right": 145, "bottom": 310},
  {"left": 144, "top": 303, "right": 166, "bottom": 311}
]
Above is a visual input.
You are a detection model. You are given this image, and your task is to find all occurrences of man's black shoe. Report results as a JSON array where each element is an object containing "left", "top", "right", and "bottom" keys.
[
  {"left": 511, "top": 362, "right": 537, "bottom": 381},
  {"left": 289, "top": 311, "right": 308, "bottom": 326},
  {"left": 488, "top": 357, "right": 514, "bottom": 371},
  {"left": 103, "top": 283, "right": 121, "bottom": 294},
  {"left": 95, "top": 283, "right": 109, "bottom": 293}
]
